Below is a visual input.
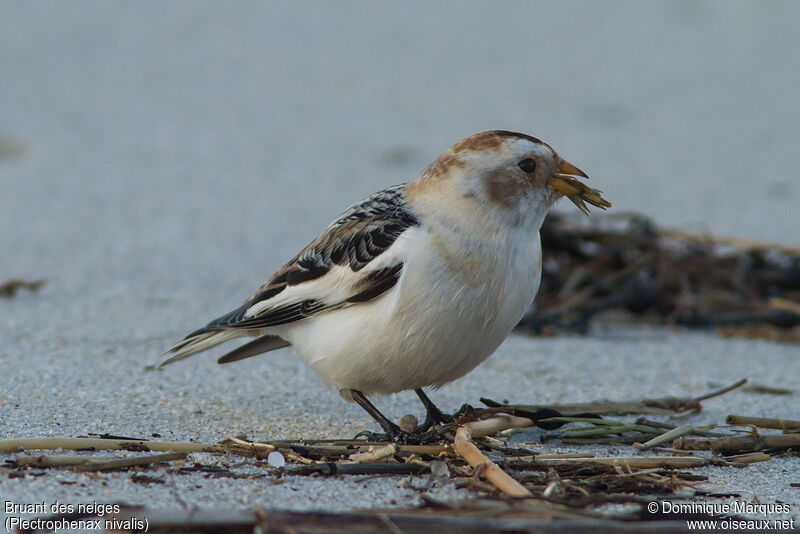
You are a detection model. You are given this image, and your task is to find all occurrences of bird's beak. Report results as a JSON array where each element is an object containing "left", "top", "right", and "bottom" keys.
[
  {"left": 557, "top": 159, "right": 589, "bottom": 179},
  {"left": 548, "top": 158, "right": 612, "bottom": 216}
]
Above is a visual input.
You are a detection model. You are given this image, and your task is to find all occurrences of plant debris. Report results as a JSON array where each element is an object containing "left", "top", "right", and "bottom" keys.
[
  {"left": 519, "top": 212, "right": 800, "bottom": 342},
  {"left": 482, "top": 377, "right": 748, "bottom": 417},
  {"left": 0, "top": 278, "right": 45, "bottom": 298},
  {"left": 3, "top": 379, "right": 795, "bottom": 527},
  {"left": 10, "top": 452, "right": 187, "bottom": 472}
]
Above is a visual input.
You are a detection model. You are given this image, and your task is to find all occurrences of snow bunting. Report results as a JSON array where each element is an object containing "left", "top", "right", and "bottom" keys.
[{"left": 160, "top": 130, "right": 610, "bottom": 441}]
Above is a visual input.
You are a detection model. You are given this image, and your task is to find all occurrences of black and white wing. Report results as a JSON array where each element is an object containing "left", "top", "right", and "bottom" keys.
[{"left": 159, "top": 184, "right": 419, "bottom": 366}]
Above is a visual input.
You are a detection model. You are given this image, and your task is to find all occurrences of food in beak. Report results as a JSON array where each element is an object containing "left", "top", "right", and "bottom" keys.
[{"left": 549, "top": 160, "right": 611, "bottom": 215}]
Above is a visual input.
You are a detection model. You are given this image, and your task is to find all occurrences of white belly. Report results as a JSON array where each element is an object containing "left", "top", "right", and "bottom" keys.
[{"left": 282, "top": 226, "right": 543, "bottom": 395}]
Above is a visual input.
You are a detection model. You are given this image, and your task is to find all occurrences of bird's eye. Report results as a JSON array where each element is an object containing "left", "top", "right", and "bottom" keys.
[{"left": 518, "top": 158, "right": 536, "bottom": 173}]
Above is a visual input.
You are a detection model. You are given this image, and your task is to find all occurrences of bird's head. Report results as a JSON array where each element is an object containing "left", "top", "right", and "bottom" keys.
[{"left": 409, "top": 130, "right": 610, "bottom": 229}]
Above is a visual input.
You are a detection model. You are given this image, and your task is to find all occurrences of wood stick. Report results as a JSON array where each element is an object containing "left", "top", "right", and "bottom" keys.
[
  {"left": 723, "top": 452, "right": 771, "bottom": 464},
  {"left": 461, "top": 414, "right": 533, "bottom": 438},
  {"left": 559, "top": 436, "right": 646, "bottom": 445},
  {"left": 650, "top": 447, "right": 699, "bottom": 456},
  {"left": 13, "top": 455, "right": 91, "bottom": 467},
  {"left": 635, "top": 418, "right": 726, "bottom": 437},
  {"left": 541, "top": 416, "right": 628, "bottom": 426},
  {"left": 286, "top": 462, "right": 427, "bottom": 476},
  {"left": 224, "top": 437, "right": 276, "bottom": 454},
  {"left": 532, "top": 456, "right": 712, "bottom": 468},
  {"left": 558, "top": 423, "right": 663, "bottom": 437},
  {"left": 561, "top": 437, "right": 646, "bottom": 445},
  {"left": 0, "top": 437, "right": 221, "bottom": 453},
  {"left": 72, "top": 452, "right": 188, "bottom": 472},
  {"left": 266, "top": 440, "right": 450, "bottom": 455},
  {"left": 633, "top": 425, "right": 709, "bottom": 451},
  {"left": 691, "top": 378, "right": 748, "bottom": 403},
  {"left": 0, "top": 436, "right": 450, "bottom": 461},
  {"left": 452, "top": 425, "right": 532, "bottom": 498},
  {"left": 510, "top": 452, "right": 595, "bottom": 461},
  {"left": 674, "top": 433, "right": 800, "bottom": 454},
  {"left": 496, "top": 401, "right": 676, "bottom": 416},
  {"left": 725, "top": 415, "right": 800, "bottom": 431},
  {"left": 348, "top": 443, "right": 396, "bottom": 463},
  {"left": 741, "top": 383, "right": 795, "bottom": 395},
  {"left": 12, "top": 452, "right": 188, "bottom": 471}
]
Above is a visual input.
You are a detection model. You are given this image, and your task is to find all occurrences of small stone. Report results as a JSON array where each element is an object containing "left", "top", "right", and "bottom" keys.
[
  {"left": 399, "top": 414, "right": 418, "bottom": 433},
  {"left": 267, "top": 451, "right": 285, "bottom": 468},
  {"left": 429, "top": 460, "right": 449, "bottom": 479}
]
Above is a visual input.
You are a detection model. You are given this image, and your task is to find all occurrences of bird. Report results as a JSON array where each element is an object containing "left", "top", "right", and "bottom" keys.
[{"left": 159, "top": 130, "right": 610, "bottom": 442}]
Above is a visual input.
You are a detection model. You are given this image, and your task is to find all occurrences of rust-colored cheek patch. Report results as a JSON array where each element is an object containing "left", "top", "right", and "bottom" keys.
[{"left": 485, "top": 169, "right": 529, "bottom": 207}]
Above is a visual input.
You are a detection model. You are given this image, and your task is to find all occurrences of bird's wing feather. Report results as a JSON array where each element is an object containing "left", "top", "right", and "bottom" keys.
[
  {"left": 202, "top": 184, "right": 417, "bottom": 330},
  {"left": 160, "top": 184, "right": 418, "bottom": 365}
]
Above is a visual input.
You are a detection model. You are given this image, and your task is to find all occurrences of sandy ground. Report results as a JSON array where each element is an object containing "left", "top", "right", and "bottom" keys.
[{"left": 2, "top": 0, "right": 799, "bottom": 526}]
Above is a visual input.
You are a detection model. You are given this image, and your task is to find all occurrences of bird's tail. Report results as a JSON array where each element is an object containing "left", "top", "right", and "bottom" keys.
[{"left": 157, "top": 328, "right": 244, "bottom": 368}]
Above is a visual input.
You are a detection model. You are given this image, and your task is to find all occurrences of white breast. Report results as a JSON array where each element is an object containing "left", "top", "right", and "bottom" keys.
[{"left": 281, "top": 224, "right": 543, "bottom": 395}]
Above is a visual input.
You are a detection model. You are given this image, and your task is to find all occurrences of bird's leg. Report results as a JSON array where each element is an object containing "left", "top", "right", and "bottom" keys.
[
  {"left": 415, "top": 388, "right": 451, "bottom": 432},
  {"left": 350, "top": 390, "right": 407, "bottom": 442},
  {"left": 350, "top": 390, "right": 450, "bottom": 444}
]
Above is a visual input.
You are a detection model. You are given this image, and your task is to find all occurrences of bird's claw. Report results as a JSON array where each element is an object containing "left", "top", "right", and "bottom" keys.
[
  {"left": 451, "top": 403, "right": 477, "bottom": 422},
  {"left": 353, "top": 425, "right": 454, "bottom": 445},
  {"left": 353, "top": 430, "right": 388, "bottom": 442},
  {"left": 418, "top": 402, "right": 477, "bottom": 432}
]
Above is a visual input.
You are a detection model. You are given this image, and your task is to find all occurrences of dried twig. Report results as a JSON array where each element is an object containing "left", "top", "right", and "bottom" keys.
[
  {"left": 73, "top": 452, "right": 188, "bottom": 472},
  {"left": 531, "top": 456, "right": 714, "bottom": 469},
  {"left": 691, "top": 378, "right": 748, "bottom": 403},
  {"left": 348, "top": 443, "right": 396, "bottom": 463},
  {"left": 286, "top": 462, "right": 427, "bottom": 476},
  {"left": 12, "top": 452, "right": 188, "bottom": 472},
  {"left": 452, "top": 421, "right": 532, "bottom": 497},
  {"left": 741, "top": 383, "right": 795, "bottom": 395},
  {"left": 485, "top": 399, "right": 677, "bottom": 416},
  {"left": 460, "top": 414, "right": 534, "bottom": 438},
  {"left": 0, "top": 437, "right": 221, "bottom": 454},
  {"left": 222, "top": 437, "right": 277, "bottom": 456},
  {"left": 485, "top": 378, "right": 747, "bottom": 417},
  {"left": 633, "top": 425, "right": 709, "bottom": 452},
  {"left": 267, "top": 439, "right": 449, "bottom": 456},
  {"left": 674, "top": 433, "right": 800, "bottom": 455},
  {"left": 723, "top": 452, "right": 771, "bottom": 464},
  {"left": 725, "top": 415, "right": 800, "bottom": 431}
]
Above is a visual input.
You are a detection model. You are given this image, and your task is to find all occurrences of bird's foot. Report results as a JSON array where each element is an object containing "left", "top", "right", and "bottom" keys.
[
  {"left": 354, "top": 424, "right": 455, "bottom": 445},
  {"left": 451, "top": 402, "right": 477, "bottom": 422},
  {"left": 418, "top": 402, "right": 477, "bottom": 431}
]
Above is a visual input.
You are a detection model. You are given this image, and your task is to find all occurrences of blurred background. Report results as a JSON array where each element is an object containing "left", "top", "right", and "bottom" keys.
[{"left": 3, "top": 3, "right": 799, "bottom": 286}]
